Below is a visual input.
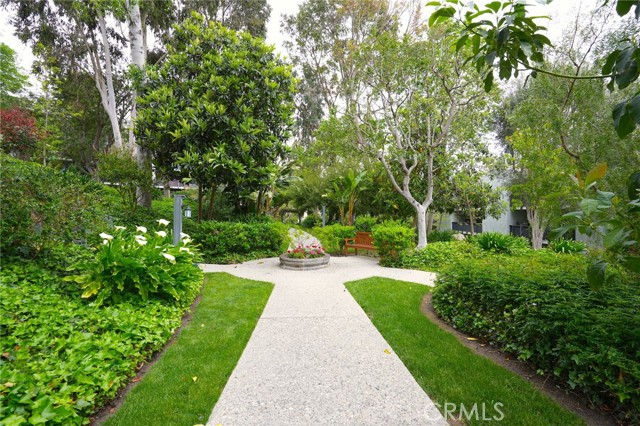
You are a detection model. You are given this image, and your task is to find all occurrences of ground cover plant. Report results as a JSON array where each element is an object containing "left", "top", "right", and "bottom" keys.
[
  {"left": 103, "top": 273, "right": 273, "bottom": 426},
  {"left": 433, "top": 254, "right": 640, "bottom": 424},
  {"left": 346, "top": 278, "right": 584, "bottom": 426},
  {"left": 0, "top": 255, "right": 203, "bottom": 425}
]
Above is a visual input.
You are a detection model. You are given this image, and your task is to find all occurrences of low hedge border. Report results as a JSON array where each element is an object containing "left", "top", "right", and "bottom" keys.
[{"left": 432, "top": 253, "right": 640, "bottom": 424}]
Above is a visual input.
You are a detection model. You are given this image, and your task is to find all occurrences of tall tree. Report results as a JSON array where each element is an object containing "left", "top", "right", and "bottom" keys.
[
  {"left": 0, "top": 43, "right": 29, "bottom": 106},
  {"left": 135, "top": 14, "right": 296, "bottom": 220},
  {"left": 354, "top": 28, "right": 487, "bottom": 247},
  {"left": 506, "top": 128, "right": 573, "bottom": 249},
  {"left": 181, "top": 0, "right": 271, "bottom": 37}
]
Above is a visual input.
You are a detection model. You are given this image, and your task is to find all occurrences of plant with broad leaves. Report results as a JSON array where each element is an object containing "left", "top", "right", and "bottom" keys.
[
  {"left": 552, "top": 163, "right": 640, "bottom": 289},
  {"left": 65, "top": 221, "right": 202, "bottom": 304},
  {"left": 427, "top": 0, "right": 640, "bottom": 138}
]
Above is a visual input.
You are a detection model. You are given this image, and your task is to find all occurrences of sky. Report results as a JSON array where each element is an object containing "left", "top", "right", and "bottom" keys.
[{"left": 0, "top": 0, "right": 604, "bottom": 91}]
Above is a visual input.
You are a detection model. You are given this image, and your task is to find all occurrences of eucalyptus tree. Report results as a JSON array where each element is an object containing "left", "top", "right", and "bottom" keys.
[
  {"left": 181, "top": 0, "right": 271, "bottom": 37},
  {"left": 0, "top": 43, "right": 29, "bottom": 106},
  {"left": 353, "top": 28, "right": 488, "bottom": 248},
  {"left": 135, "top": 14, "right": 296, "bottom": 221},
  {"left": 428, "top": 0, "right": 640, "bottom": 138}
]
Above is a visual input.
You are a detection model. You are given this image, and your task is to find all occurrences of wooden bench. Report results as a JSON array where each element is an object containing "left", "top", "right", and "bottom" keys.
[{"left": 344, "top": 231, "right": 376, "bottom": 256}]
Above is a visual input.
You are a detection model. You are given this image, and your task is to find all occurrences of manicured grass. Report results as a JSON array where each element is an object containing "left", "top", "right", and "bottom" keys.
[
  {"left": 103, "top": 273, "right": 273, "bottom": 426},
  {"left": 346, "top": 277, "right": 585, "bottom": 426}
]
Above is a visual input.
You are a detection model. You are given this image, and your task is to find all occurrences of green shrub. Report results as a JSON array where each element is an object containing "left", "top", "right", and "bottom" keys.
[
  {"left": 310, "top": 224, "right": 356, "bottom": 254},
  {"left": 399, "top": 241, "right": 483, "bottom": 272},
  {"left": 355, "top": 214, "right": 378, "bottom": 232},
  {"left": 469, "top": 231, "right": 530, "bottom": 254},
  {"left": 548, "top": 239, "right": 587, "bottom": 254},
  {"left": 0, "top": 260, "right": 198, "bottom": 425},
  {"left": 187, "top": 220, "right": 286, "bottom": 263},
  {"left": 433, "top": 254, "right": 640, "bottom": 423},
  {"left": 371, "top": 221, "right": 415, "bottom": 265},
  {"left": 0, "top": 155, "right": 108, "bottom": 257},
  {"left": 301, "top": 213, "right": 322, "bottom": 228},
  {"left": 65, "top": 223, "right": 202, "bottom": 305},
  {"left": 427, "top": 229, "right": 455, "bottom": 242}
]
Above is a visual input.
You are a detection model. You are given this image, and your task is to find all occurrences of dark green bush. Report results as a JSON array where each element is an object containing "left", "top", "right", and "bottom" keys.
[
  {"left": 355, "top": 214, "right": 378, "bottom": 232},
  {"left": 187, "top": 220, "right": 288, "bottom": 263},
  {"left": 0, "top": 155, "right": 108, "bottom": 257},
  {"left": 0, "top": 260, "right": 199, "bottom": 425},
  {"left": 469, "top": 231, "right": 530, "bottom": 254},
  {"left": 371, "top": 220, "right": 415, "bottom": 265},
  {"left": 433, "top": 253, "right": 640, "bottom": 424},
  {"left": 398, "top": 241, "right": 483, "bottom": 272},
  {"left": 301, "top": 213, "right": 322, "bottom": 228},
  {"left": 548, "top": 239, "right": 587, "bottom": 254},
  {"left": 427, "top": 229, "right": 455, "bottom": 242},
  {"left": 310, "top": 224, "right": 356, "bottom": 254}
]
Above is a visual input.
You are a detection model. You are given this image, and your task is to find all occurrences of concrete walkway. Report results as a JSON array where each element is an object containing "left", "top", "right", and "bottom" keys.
[{"left": 201, "top": 256, "right": 447, "bottom": 426}]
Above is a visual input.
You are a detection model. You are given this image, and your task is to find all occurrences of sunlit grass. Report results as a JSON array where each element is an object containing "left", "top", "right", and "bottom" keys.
[
  {"left": 346, "top": 277, "right": 584, "bottom": 426},
  {"left": 103, "top": 272, "right": 273, "bottom": 426}
]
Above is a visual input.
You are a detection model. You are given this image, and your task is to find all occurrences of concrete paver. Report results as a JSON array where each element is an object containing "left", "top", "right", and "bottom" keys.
[{"left": 201, "top": 256, "right": 447, "bottom": 426}]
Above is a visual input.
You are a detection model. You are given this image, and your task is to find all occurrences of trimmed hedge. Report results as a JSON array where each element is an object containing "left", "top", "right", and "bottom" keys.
[
  {"left": 371, "top": 220, "right": 415, "bottom": 265},
  {"left": 187, "top": 220, "right": 289, "bottom": 264},
  {"left": 433, "top": 253, "right": 640, "bottom": 424}
]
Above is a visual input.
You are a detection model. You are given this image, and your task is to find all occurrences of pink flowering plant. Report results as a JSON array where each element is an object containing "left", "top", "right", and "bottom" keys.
[{"left": 286, "top": 244, "right": 326, "bottom": 259}]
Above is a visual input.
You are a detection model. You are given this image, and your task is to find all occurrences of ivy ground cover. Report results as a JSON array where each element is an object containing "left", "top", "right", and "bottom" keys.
[{"left": 0, "top": 260, "right": 202, "bottom": 425}]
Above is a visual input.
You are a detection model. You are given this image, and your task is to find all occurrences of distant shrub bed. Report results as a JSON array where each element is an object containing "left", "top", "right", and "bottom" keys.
[
  {"left": 433, "top": 254, "right": 640, "bottom": 424},
  {"left": 427, "top": 229, "right": 455, "bottom": 242},
  {"left": 187, "top": 220, "right": 289, "bottom": 263},
  {"left": 0, "top": 256, "right": 202, "bottom": 425},
  {"left": 310, "top": 224, "right": 355, "bottom": 254},
  {"left": 397, "top": 241, "right": 483, "bottom": 271}
]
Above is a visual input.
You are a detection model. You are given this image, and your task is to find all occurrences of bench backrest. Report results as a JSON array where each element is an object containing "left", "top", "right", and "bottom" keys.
[{"left": 355, "top": 231, "right": 373, "bottom": 245}]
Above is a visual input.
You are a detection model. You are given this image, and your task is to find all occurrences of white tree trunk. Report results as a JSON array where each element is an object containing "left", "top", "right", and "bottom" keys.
[
  {"left": 95, "top": 11, "right": 123, "bottom": 149},
  {"left": 127, "top": 1, "right": 152, "bottom": 207},
  {"left": 416, "top": 204, "right": 428, "bottom": 249},
  {"left": 527, "top": 206, "right": 544, "bottom": 250}
]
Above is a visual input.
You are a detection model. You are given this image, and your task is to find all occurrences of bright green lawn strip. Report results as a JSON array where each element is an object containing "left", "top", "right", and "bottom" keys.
[
  {"left": 346, "top": 277, "right": 585, "bottom": 426},
  {"left": 104, "top": 272, "right": 273, "bottom": 426}
]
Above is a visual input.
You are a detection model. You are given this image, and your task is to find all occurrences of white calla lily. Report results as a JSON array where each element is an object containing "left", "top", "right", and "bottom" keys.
[
  {"left": 99, "top": 233, "right": 113, "bottom": 240},
  {"left": 155, "top": 230, "right": 167, "bottom": 238},
  {"left": 157, "top": 219, "right": 170, "bottom": 226},
  {"left": 162, "top": 253, "right": 176, "bottom": 263},
  {"left": 136, "top": 226, "right": 147, "bottom": 233},
  {"left": 179, "top": 232, "right": 190, "bottom": 239},
  {"left": 114, "top": 225, "right": 126, "bottom": 231}
]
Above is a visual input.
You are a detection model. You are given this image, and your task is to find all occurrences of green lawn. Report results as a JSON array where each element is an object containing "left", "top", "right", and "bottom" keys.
[
  {"left": 346, "top": 277, "right": 585, "bottom": 426},
  {"left": 103, "top": 272, "right": 273, "bottom": 426}
]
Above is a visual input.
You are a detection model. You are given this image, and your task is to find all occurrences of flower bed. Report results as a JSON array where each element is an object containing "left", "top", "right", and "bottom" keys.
[{"left": 280, "top": 244, "right": 329, "bottom": 270}]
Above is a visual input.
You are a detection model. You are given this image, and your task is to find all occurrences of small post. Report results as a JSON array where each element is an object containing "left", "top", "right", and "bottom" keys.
[
  {"left": 322, "top": 205, "right": 326, "bottom": 227},
  {"left": 173, "top": 195, "right": 184, "bottom": 245}
]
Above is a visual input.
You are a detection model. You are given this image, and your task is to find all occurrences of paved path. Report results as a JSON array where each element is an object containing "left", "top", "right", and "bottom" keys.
[{"left": 201, "top": 256, "right": 447, "bottom": 426}]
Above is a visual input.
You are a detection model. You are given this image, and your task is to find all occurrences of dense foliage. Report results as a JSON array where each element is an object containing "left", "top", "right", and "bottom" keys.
[
  {"left": 186, "top": 220, "right": 289, "bottom": 264},
  {"left": 136, "top": 14, "right": 295, "bottom": 219},
  {"left": 427, "top": 229, "right": 455, "bottom": 243},
  {"left": 371, "top": 221, "right": 415, "bottom": 265},
  {"left": 0, "top": 108, "right": 41, "bottom": 160},
  {"left": 0, "top": 155, "right": 107, "bottom": 257},
  {"left": 309, "top": 224, "right": 356, "bottom": 254},
  {"left": 0, "top": 257, "right": 202, "bottom": 425},
  {"left": 433, "top": 254, "right": 640, "bottom": 424}
]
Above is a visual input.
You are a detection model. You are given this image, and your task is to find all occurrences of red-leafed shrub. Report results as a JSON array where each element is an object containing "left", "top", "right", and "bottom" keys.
[{"left": 0, "top": 107, "right": 41, "bottom": 159}]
